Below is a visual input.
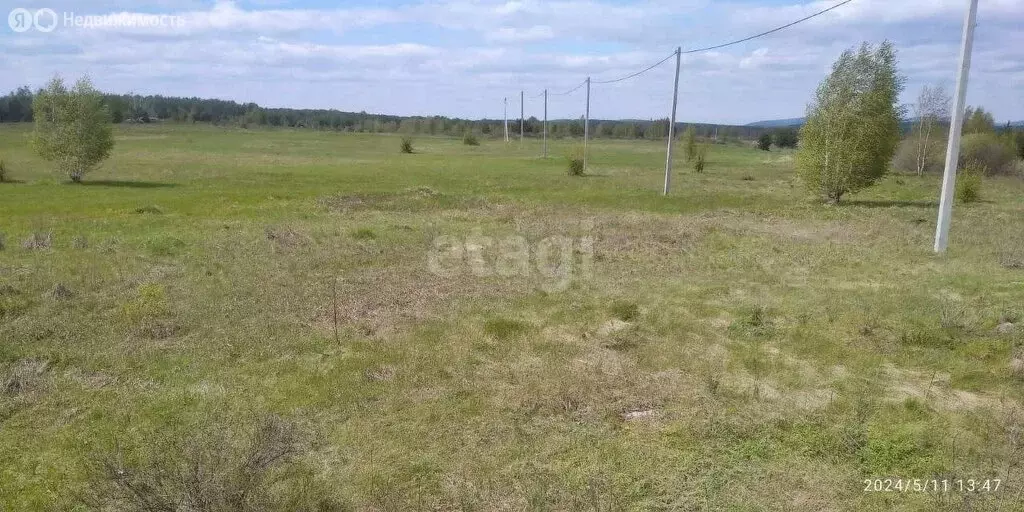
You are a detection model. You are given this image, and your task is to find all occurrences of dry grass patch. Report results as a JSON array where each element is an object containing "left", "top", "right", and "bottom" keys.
[
  {"left": 883, "top": 364, "right": 1015, "bottom": 412},
  {"left": 264, "top": 225, "right": 310, "bottom": 250},
  {"left": 315, "top": 266, "right": 528, "bottom": 337},
  {"left": 83, "top": 414, "right": 336, "bottom": 511},
  {"left": 1, "top": 359, "right": 50, "bottom": 421},
  {"left": 319, "top": 187, "right": 487, "bottom": 214}
]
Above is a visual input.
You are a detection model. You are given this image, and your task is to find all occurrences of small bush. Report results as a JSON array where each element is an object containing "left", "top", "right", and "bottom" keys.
[
  {"left": 22, "top": 232, "right": 52, "bottom": 250},
  {"left": 0, "top": 160, "right": 7, "bottom": 182},
  {"left": 84, "top": 415, "right": 334, "bottom": 511},
  {"left": 693, "top": 147, "right": 706, "bottom": 173},
  {"left": 462, "top": 132, "right": 479, "bottom": 146},
  {"left": 134, "top": 205, "right": 163, "bottom": 214},
  {"left": 567, "top": 146, "right": 585, "bottom": 176},
  {"left": 400, "top": 137, "right": 414, "bottom": 154},
  {"left": 757, "top": 133, "right": 772, "bottom": 151},
  {"left": 960, "top": 133, "right": 1014, "bottom": 175},
  {"left": 956, "top": 163, "right": 983, "bottom": 204}
]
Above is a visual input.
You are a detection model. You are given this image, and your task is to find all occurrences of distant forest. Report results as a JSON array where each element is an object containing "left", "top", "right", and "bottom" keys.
[{"left": 0, "top": 86, "right": 777, "bottom": 141}]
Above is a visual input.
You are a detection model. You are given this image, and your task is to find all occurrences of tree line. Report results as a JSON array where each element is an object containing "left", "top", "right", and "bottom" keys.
[{"left": 0, "top": 85, "right": 780, "bottom": 141}]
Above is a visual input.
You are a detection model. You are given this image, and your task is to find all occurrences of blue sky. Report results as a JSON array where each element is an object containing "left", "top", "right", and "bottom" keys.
[{"left": 1, "top": 0, "right": 1022, "bottom": 124}]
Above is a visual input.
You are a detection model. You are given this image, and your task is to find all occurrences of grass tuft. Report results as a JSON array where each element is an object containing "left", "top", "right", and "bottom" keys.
[
  {"left": 350, "top": 227, "right": 377, "bottom": 240},
  {"left": 609, "top": 300, "right": 640, "bottom": 322},
  {"left": 22, "top": 232, "right": 52, "bottom": 250},
  {"left": 483, "top": 317, "right": 532, "bottom": 340}
]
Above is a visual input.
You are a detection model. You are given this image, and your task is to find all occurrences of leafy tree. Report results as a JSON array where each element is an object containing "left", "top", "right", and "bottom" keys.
[
  {"left": 963, "top": 106, "right": 995, "bottom": 134},
  {"left": 31, "top": 76, "right": 114, "bottom": 183},
  {"left": 0, "top": 86, "right": 35, "bottom": 122},
  {"left": 683, "top": 125, "right": 697, "bottom": 161},
  {"left": 796, "top": 41, "right": 905, "bottom": 204},
  {"left": 911, "top": 84, "right": 951, "bottom": 175},
  {"left": 757, "top": 133, "right": 772, "bottom": 151},
  {"left": 772, "top": 128, "right": 799, "bottom": 148}
]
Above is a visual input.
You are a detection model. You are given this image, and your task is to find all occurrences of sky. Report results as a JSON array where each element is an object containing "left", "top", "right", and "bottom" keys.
[{"left": 1, "top": 0, "right": 1022, "bottom": 125}]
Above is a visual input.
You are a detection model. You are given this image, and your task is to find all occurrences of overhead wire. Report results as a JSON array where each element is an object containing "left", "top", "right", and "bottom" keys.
[
  {"left": 591, "top": 51, "right": 677, "bottom": 84},
  {"left": 510, "top": 0, "right": 853, "bottom": 127},
  {"left": 682, "top": 0, "right": 854, "bottom": 54},
  {"left": 549, "top": 79, "right": 588, "bottom": 96}
]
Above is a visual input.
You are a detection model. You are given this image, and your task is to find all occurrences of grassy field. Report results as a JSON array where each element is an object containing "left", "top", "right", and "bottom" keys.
[{"left": 2, "top": 123, "right": 1024, "bottom": 510}]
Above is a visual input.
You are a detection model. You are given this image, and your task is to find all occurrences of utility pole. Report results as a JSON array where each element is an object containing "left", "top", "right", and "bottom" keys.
[
  {"left": 520, "top": 90, "right": 525, "bottom": 145},
  {"left": 543, "top": 89, "right": 548, "bottom": 158},
  {"left": 934, "top": 0, "right": 978, "bottom": 254},
  {"left": 664, "top": 47, "right": 681, "bottom": 196},
  {"left": 503, "top": 97, "right": 509, "bottom": 143},
  {"left": 583, "top": 76, "right": 590, "bottom": 172}
]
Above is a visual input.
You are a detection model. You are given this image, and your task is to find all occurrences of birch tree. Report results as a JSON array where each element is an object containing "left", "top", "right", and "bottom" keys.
[
  {"left": 912, "top": 84, "right": 950, "bottom": 175},
  {"left": 796, "top": 41, "right": 905, "bottom": 203}
]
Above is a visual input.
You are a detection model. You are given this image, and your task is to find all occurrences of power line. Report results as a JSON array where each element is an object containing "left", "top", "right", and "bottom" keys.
[
  {"left": 592, "top": 51, "right": 677, "bottom": 84},
  {"left": 682, "top": 0, "right": 853, "bottom": 54},
  {"left": 531, "top": 0, "right": 852, "bottom": 98},
  {"left": 550, "top": 79, "right": 588, "bottom": 96}
]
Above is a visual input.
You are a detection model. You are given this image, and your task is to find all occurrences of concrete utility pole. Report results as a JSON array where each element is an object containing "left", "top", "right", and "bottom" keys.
[
  {"left": 520, "top": 90, "right": 525, "bottom": 145},
  {"left": 543, "top": 89, "right": 548, "bottom": 158},
  {"left": 664, "top": 46, "right": 681, "bottom": 196},
  {"left": 503, "top": 97, "right": 509, "bottom": 143},
  {"left": 583, "top": 77, "right": 590, "bottom": 172},
  {"left": 934, "top": 0, "right": 978, "bottom": 254}
]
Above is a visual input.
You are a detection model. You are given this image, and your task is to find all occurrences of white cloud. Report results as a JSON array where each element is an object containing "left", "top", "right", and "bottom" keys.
[
  {"left": 1, "top": 0, "right": 1021, "bottom": 123},
  {"left": 486, "top": 25, "right": 555, "bottom": 43}
]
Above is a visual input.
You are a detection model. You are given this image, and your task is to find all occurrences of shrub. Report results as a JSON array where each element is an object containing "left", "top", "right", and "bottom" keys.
[
  {"left": 893, "top": 135, "right": 945, "bottom": 174},
  {"left": 683, "top": 126, "right": 697, "bottom": 161},
  {"left": 757, "top": 133, "right": 772, "bottom": 151},
  {"left": 567, "top": 146, "right": 584, "bottom": 176},
  {"left": 462, "top": 132, "right": 479, "bottom": 146},
  {"left": 0, "top": 160, "right": 6, "bottom": 182},
  {"left": 772, "top": 128, "right": 799, "bottom": 148},
  {"left": 400, "top": 137, "right": 414, "bottom": 154},
  {"left": 956, "top": 163, "right": 983, "bottom": 204},
  {"left": 959, "top": 133, "right": 1014, "bottom": 175},
  {"left": 693, "top": 146, "right": 706, "bottom": 173},
  {"left": 84, "top": 415, "right": 335, "bottom": 511}
]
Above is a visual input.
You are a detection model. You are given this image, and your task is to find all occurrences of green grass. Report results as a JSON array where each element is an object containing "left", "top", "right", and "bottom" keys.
[{"left": 2, "top": 123, "right": 1024, "bottom": 510}]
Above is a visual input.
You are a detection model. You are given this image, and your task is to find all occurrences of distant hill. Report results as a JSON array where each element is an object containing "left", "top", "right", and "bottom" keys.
[
  {"left": 746, "top": 117, "right": 805, "bottom": 128},
  {"left": 747, "top": 117, "right": 1024, "bottom": 129}
]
